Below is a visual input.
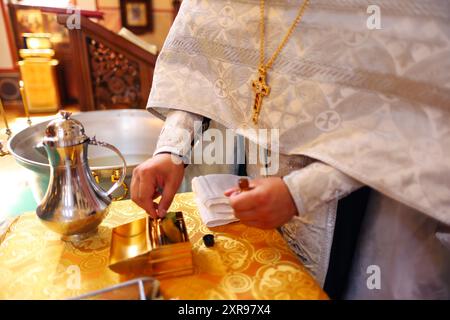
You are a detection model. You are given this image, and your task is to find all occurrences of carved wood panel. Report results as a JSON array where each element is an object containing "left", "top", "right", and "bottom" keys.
[{"left": 87, "top": 37, "right": 141, "bottom": 109}]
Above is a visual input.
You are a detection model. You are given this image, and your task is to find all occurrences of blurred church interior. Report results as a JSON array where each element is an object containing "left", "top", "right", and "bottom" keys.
[
  {"left": 0, "top": 0, "right": 180, "bottom": 216},
  {"left": 0, "top": 0, "right": 180, "bottom": 121}
]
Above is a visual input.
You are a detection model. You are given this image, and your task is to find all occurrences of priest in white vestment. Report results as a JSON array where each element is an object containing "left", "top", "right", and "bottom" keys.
[{"left": 131, "top": 0, "right": 450, "bottom": 299}]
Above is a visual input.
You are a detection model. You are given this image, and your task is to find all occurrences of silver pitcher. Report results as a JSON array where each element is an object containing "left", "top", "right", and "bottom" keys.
[{"left": 36, "top": 111, "right": 126, "bottom": 241}]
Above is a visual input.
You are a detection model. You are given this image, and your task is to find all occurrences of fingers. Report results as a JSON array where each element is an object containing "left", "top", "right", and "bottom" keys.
[
  {"left": 224, "top": 187, "right": 239, "bottom": 197},
  {"left": 139, "top": 179, "right": 158, "bottom": 218},
  {"left": 157, "top": 180, "right": 178, "bottom": 218},
  {"left": 131, "top": 167, "right": 158, "bottom": 218},
  {"left": 152, "top": 189, "right": 162, "bottom": 200},
  {"left": 228, "top": 177, "right": 294, "bottom": 230},
  {"left": 241, "top": 219, "right": 274, "bottom": 230},
  {"left": 130, "top": 170, "right": 140, "bottom": 203},
  {"left": 228, "top": 188, "right": 261, "bottom": 212},
  {"left": 224, "top": 180, "right": 256, "bottom": 197},
  {"left": 233, "top": 209, "right": 256, "bottom": 221},
  {"left": 228, "top": 180, "right": 275, "bottom": 229},
  {"left": 234, "top": 206, "right": 277, "bottom": 229},
  {"left": 232, "top": 208, "right": 274, "bottom": 226},
  {"left": 130, "top": 155, "right": 184, "bottom": 219}
]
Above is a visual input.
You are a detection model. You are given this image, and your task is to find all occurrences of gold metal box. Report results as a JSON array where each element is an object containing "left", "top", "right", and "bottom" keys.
[{"left": 109, "top": 212, "right": 194, "bottom": 279}]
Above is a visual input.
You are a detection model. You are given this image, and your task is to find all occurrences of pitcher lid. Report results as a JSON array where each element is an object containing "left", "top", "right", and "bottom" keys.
[{"left": 43, "top": 111, "right": 89, "bottom": 147}]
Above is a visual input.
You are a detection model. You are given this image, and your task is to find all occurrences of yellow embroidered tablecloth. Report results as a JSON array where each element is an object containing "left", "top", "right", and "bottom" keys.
[{"left": 0, "top": 192, "right": 327, "bottom": 300}]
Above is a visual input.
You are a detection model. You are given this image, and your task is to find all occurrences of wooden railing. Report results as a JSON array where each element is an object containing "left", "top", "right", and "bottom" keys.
[
  {"left": 57, "top": 14, "right": 157, "bottom": 111},
  {"left": 173, "top": 0, "right": 182, "bottom": 18}
]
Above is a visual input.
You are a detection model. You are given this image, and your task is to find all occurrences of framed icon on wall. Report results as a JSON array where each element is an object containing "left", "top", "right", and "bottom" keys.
[{"left": 120, "top": 0, "right": 153, "bottom": 34}]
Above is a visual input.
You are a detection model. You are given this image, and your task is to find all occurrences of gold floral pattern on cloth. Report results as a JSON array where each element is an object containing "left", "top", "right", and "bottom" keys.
[{"left": 0, "top": 193, "right": 327, "bottom": 300}]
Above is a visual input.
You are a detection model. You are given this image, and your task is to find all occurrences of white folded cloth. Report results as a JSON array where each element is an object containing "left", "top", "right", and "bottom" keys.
[{"left": 192, "top": 174, "right": 247, "bottom": 227}]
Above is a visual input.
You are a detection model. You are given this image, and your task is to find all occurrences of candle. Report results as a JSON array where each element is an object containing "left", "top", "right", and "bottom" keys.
[
  {"left": 238, "top": 177, "right": 251, "bottom": 192},
  {"left": 0, "top": 97, "right": 11, "bottom": 138},
  {"left": 19, "top": 80, "right": 32, "bottom": 126}
]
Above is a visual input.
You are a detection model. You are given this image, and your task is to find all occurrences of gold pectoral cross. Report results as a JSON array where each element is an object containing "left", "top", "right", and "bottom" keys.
[{"left": 251, "top": 67, "right": 271, "bottom": 125}]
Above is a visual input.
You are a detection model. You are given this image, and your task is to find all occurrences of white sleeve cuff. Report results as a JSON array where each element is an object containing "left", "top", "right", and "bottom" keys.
[
  {"left": 283, "top": 162, "right": 364, "bottom": 216},
  {"left": 154, "top": 110, "right": 204, "bottom": 160}
]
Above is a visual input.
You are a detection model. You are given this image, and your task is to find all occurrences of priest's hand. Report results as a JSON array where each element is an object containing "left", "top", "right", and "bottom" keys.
[
  {"left": 224, "top": 177, "right": 298, "bottom": 229},
  {"left": 131, "top": 153, "right": 185, "bottom": 218}
]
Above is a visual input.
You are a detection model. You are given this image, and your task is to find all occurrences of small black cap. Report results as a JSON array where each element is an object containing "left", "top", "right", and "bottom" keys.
[{"left": 203, "top": 234, "right": 215, "bottom": 247}]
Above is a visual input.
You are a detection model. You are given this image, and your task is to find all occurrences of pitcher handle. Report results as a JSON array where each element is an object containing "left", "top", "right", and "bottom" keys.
[{"left": 89, "top": 137, "right": 127, "bottom": 198}]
